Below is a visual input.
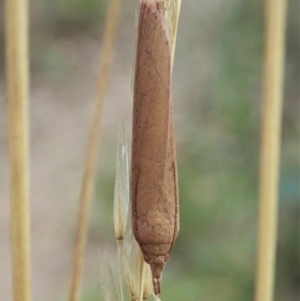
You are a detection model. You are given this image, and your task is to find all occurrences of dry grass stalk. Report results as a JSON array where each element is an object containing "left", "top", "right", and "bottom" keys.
[
  {"left": 5, "top": 0, "right": 31, "bottom": 300},
  {"left": 138, "top": 257, "right": 146, "bottom": 301},
  {"left": 255, "top": 1, "right": 288, "bottom": 301},
  {"left": 117, "top": 240, "right": 125, "bottom": 301},
  {"left": 69, "top": 0, "right": 122, "bottom": 300}
]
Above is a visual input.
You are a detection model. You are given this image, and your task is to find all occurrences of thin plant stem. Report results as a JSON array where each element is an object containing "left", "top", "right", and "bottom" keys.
[
  {"left": 117, "top": 240, "right": 125, "bottom": 301},
  {"left": 255, "top": 1, "right": 287, "bottom": 301},
  {"left": 139, "top": 254, "right": 145, "bottom": 301},
  {"left": 5, "top": 0, "right": 31, "bottom": 300},
  {"left": 68, "top": 0, "right": 122, "bottom": 300}
]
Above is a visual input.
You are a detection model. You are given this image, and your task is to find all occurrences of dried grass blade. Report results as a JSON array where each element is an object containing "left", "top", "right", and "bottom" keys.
[
  {"left": 114, "top": 121, "right": 129, "bottom": 301},
  {"left": 165, "top": 0, "right": 181, "bottom": 66},
  {"left": 122, "top": 204, "right": 142, "bottom": 301},
  {"left": 99, "top": 251, "right": 121, "bottom": 301},
  {"left": 68, "top": 0, "right": 122, "bottom": 300},
  {"left": 114, "top": 121, "right": 130, "bottom": 241}
]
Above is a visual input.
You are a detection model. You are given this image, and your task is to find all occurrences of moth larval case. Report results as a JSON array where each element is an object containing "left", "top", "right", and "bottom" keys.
[{"left": 131, "top": 0, "right": 179, "bottom": 295}]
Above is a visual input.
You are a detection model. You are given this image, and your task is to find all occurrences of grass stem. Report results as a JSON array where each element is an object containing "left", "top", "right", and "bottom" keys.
[
  {"left": 68, "top": 0, "right": 122, "bottom": 300},
  {"left": 139, "top": 255, "right": 145, "bottom": 301},
  {"left": 117, "top": 240, "right": 125, "bottom": 301},
  {"left": 5, "top": 0, "right": 31, "bottom": 300},
  {"left": 255, "top": 1, "right": 287, "bottom": 301}
]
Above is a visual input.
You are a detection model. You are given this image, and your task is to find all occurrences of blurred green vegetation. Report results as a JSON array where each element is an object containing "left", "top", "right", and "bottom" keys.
[
  {"left": 53, "top": 0, "right": 106, "bottom": 31},
  {"left": 31, "top": 0, "right": 106, "bottom": 33},
  {"left": 0, "top": 0, "right": 106, "bottom": 72}
]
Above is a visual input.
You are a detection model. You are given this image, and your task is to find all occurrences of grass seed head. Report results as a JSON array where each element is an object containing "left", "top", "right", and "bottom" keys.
[
  {"left": 99, "top": 251, "right": 122, "bottom": 301},
  {"left": 122, "top": 204, "right": 143, "bottom": 300},
  {"left": 114, "top": 121, "right": 129, "bottom": 240}
]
